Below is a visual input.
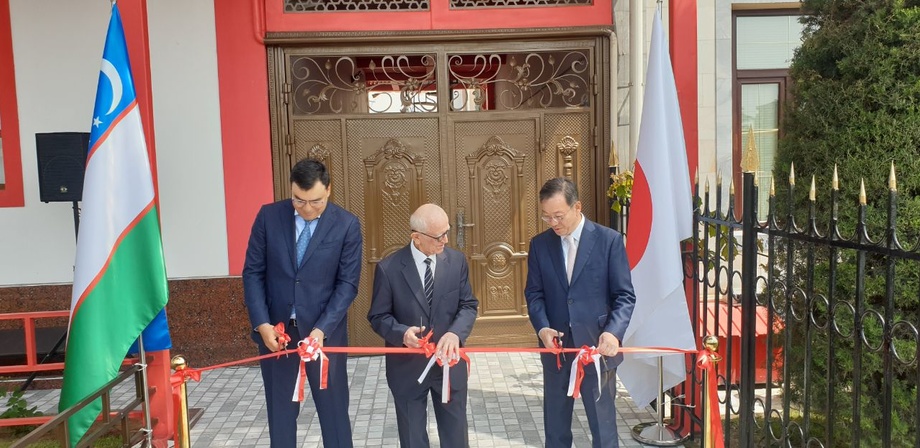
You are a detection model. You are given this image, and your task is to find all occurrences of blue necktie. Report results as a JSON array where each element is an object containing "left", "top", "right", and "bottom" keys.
[{"left": 296, "top": 219, "right": 313, "bottom": 267}]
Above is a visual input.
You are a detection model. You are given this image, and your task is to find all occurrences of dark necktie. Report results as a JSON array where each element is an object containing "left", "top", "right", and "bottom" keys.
[
  {"left": 296, "top": 219, "right": 314, "bottom": 267},
  {"left": 424, "top": 258, "right": 434, "bottom": 308}
]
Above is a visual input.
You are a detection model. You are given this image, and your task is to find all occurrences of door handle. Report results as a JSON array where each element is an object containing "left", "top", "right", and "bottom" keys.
[{"left": 455, "top": 209, "right": 475, "bottom": 250}]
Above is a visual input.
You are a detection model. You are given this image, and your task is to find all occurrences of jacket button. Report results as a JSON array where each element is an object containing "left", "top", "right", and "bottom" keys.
[{"left": 567, "top": 299, "right": 574, "bottom": 304}]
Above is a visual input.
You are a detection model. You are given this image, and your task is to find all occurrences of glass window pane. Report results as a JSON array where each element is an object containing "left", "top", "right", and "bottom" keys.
[
  {"left": 741, "top": 83, "right": 779, "bottom": 217},
  {"left": 448, "top": 50, "right": 591, "bottom": 111},
  {"left": 289, "top": 54, "right": 437, "bottom": 115},
  {"left": 736, "top": 15, "right": 804, "bottom": 70}
]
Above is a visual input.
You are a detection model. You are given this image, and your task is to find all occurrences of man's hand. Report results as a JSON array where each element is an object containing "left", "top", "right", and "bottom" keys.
[
  {"left": 436, "top": 332, "right": 461, "bottom": 362},
  {"left": 309, "top": 328, "right": 326, "bottom": 348},
  {"left": 403, "top": 326, "right": 426, "bottom": 348},
  {"left": 257, "top": 323, "right": 285, "bottom": 352},
  {"left": 538, "top": 327, "right": 564, "bottom": 349},
  {"left": 597, "top": 331, "right": 621, "bottom": 357}
]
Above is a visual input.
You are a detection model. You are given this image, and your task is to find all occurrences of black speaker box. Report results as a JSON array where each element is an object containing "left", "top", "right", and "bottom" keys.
[{"left": 36, "top": 132, "right": 89, "bottom": 203}]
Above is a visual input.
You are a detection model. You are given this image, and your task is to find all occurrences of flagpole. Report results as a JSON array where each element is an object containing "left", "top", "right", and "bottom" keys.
[
  {"left": 137, "top": 334, "right": 154, "bottom": 446},
  {"left": 630, "top": 356, "right": 688, "bottom": 445}
]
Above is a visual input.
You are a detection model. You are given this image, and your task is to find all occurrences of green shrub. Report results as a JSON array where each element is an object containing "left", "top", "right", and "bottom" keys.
[{"left": 775, "top": 0, "right": 920, "bottom": 445}]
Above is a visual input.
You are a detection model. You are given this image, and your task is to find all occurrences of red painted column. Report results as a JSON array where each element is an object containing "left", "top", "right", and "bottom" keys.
[
  {"left": 669, "top": 0, "right": 702, "bottom": 438},
  {"left": 670, "top": 0, "right": 698, "bottom": 180},
  {"left": 0, "top": 0, "right": 24, "bottom": 207},
  {"left": 117, "top": 2, "right": 173, "bottom": 445},
  {"left": 214, "top": 0, "right": 274, "bottom": 275}
]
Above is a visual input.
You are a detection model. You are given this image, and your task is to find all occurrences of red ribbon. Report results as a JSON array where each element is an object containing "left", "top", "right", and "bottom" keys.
[
  {"left": 294, "top": 337, "right": 327, "bottom": 402},
  {"left": 697, "top": 350, "right": 725, "bottom": 448},
  {"left": 274, "top": 322, "right": 292, "bottom": 348},
  {"left": 552, "top": 338, "right": 564, "bottom": 370},
  {"left": 568, "top": 346, "right": 600, "bottom": 399}
]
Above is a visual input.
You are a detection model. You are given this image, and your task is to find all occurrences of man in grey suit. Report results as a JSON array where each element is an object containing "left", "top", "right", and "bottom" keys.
[
  {"left": 368, "top": 203, "right": 479, "bottom": 448},
  {"left": 525, "top": 177, "right": 636, "bottom": 448}
]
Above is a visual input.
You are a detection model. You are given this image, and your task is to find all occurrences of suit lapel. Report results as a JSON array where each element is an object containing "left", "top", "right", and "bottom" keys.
[
  {"left": 281, "top": 203, "right": 298, "bottom": 269},
  {"left": 570, "top": 219, "right": 596, "bottom": 285},
  {"left": 299, "top": 204, "right": 335, "bottom": 270},
  {"left": 431, "top": 251, "right": 450, "bottom": 318},
  {"left": 400, "top": 247, "right": 431, "bottom": 318},
  {"left": 547, "top": 231, "right": 568, "bottom": 290}
]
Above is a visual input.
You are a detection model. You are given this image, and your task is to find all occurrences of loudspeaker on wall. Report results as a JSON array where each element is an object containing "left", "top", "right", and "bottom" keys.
[{"left": 35, "top": 132, "right": 89, "bottom": 203}]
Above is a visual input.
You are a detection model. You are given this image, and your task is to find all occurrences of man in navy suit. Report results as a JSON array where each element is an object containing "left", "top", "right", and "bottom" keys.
[
  {"left": 368, "top": 203, "right": 478, "bottom": 448},
  {"left": 243, "top": 159, "right": 362, "bottom": 448},
  {"left": 525, "top": 177, "right": 636, "bottom": 448}
]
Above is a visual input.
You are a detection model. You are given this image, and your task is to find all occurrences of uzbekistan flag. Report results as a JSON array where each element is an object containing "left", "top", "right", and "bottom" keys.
[
  {"left": 618, "top": 9, "right": 697, "bottom": 408},
  {"left": 58, "top": 4, "right": 169, "bottom": 445}
]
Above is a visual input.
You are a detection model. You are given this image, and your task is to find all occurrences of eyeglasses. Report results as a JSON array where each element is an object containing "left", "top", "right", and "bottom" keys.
[
  {"left": 292, "top": 196, "right": 326, "bottom": 208},
  {"left": 413, "top": 228, "right": 451, "bottom": 241},
  {"left": 540, "top": 205, "right": 574, "bottom": 224}
]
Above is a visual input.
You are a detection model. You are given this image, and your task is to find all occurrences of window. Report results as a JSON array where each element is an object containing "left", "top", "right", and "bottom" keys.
[{"left": 733, "top": 11, "right": 803, "bottom": 218}]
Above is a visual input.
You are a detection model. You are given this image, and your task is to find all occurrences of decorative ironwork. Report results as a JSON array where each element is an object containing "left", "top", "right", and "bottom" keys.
[
  {"left": 290, "top": 54, "right": 437, "bottom": 115},
  {"left": 285, "top": 0, "right": 430, "bottom": 12},
  {"left": 448, "top": 51, "right": 591, "bottom": 111},
  {"left": 306, "top": 143, "right": 331, "bottom": 164},
  {"left": 451, "top": 0, "right": 592, "bottom": 7},
  {"left": 613, "top": 163, "right": 920, "bottom": 447}
]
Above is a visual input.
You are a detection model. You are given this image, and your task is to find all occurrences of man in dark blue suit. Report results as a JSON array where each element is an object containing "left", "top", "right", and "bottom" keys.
[
  {"left": 368, "top": 204, "right": 478, "bottom": 448},
  {"left": 525, "top": 177, "right": 636, "bottom": 448},
  {"left": 243, "top": 159, "right": 362, "bottom": 448}
]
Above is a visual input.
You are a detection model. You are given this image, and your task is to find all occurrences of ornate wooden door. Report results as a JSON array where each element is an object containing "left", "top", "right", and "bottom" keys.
[{"left": 268, "top": 38, "right": 608, "bottom": 348}]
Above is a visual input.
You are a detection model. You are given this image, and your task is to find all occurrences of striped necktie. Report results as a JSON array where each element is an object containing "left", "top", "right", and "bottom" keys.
[{"left": 423, "top": 258, "right": 434, "bottom": 308}]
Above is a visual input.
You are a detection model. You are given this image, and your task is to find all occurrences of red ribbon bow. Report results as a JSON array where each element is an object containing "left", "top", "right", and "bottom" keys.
[
  {"left": 569, "top": 346, "right": 600, "bottom": 399},
  {"left": 293, "top": 337, "right": 327, "bottom": 402},
  {"left": 274, "top": 322, "right": 291, "bottom": 349}
]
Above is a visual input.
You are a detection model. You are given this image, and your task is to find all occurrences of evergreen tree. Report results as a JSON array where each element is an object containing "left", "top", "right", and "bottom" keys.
[{"left": 775, "top": 0, "right": 920, "bottom": 445}]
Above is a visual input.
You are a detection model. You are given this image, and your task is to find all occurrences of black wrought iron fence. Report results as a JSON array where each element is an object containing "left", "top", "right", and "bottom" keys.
[
  {"left": 662, "top": 168, "right": 920, "bottom": 448},
  {"left": 610, "top": 165, "right": 920, "bottom": 447}
]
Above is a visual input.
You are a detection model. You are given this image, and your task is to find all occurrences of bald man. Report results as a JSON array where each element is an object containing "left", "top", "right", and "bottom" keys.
[{"left": 368, "top": 204, "right": 479, "bottom": 448}]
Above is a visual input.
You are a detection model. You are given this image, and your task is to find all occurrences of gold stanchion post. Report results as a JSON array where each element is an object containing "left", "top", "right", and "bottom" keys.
[
  {"left": 171, "top": 355, "right": 191, "bottom": 448},
  {"left": 702, "top": 335, "right": 721, "bottom": 448}
]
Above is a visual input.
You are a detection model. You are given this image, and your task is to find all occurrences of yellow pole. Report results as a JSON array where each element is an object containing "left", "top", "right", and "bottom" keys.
[
  {"left": 171, "top": 355, "right": 191, "bottom": 448},
  {"left": 702, "top": 335, "right": 721, "bottom": 448}
]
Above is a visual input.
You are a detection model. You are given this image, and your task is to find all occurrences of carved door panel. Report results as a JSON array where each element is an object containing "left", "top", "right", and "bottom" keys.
[
  {"left": 450, "top": 118, "right": 540, "bottom": 346},
  {"left": 288, "top": 117, "right": 441, "bottom": 348}
]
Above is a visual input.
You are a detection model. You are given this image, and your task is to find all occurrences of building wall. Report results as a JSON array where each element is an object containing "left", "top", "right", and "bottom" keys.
[{"left": 0, "top": 0, "right": 228, "bottom": 286}]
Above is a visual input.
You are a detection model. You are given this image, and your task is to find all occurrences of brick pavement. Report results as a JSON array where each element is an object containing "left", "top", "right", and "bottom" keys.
[{"left": 14, "top": 352, "right": 669, "bottom": 447}]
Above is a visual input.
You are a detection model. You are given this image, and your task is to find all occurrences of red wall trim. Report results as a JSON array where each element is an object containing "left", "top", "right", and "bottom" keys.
[
  {"left": 0, "top": 0, "right": 24, "bottom": 207},
  {"left": 118, "top": 0, "right": 159, "bottom": 201},
  {"left": 215, "top": 1, "right": 274, "bottom": 275},
  {"left": 218, "top": 0, "right": 615, "bottom": 274},
  {"left": 670, "top": 0, "right": 698, "bottom": 183},
  {"left": 265, "top": 0, "right": 612, "bottom": 32}
]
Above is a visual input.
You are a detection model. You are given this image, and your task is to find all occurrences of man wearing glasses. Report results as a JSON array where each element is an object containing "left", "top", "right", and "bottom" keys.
[
  {"left": 368, "top": 203, "right": 479, "bottom": 448},
  {"left": 243, "top": 158, "right": 362, "bottom": 448},
  {"left": 525, "top": 177, "right": 636, "bottom": 448}
]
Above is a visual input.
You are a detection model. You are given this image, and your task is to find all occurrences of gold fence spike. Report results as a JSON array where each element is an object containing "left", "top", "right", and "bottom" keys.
[
  {"left": 889, "top": 161, "right": 897, "bottom": 192},
  {"left": 833, "top": 165, "right": 839, "bottom": 191},
  {"left": 810, "top": 175, "right": 816, "bottom": 202},
  {"left": 789, "top": 162, "right": 796, "bottom": 186},
  {"left": 860, "top": 179, "right": 867, "bottom": 205},
  {"left": 740, "top": 126, "right": 760, "bottom": 173},
  {"left": 770, "top": 176, "right": 775, "bottom": 197}
]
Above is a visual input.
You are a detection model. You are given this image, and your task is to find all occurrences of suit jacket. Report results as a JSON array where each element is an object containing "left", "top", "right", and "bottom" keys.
[
  {"left": 524, "top": 217, "right": 635, "bottom": 369},
  {"left": 243, "top": 200, "right": 363, "bottom": 347},
  {"left": 367, "top": 244, "right": 479, "bottom": 397}
]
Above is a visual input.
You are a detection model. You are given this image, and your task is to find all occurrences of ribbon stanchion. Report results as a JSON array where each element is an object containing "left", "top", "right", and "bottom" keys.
[{"left": 699, "top": 336, "right": 725, "bottom": 448}]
